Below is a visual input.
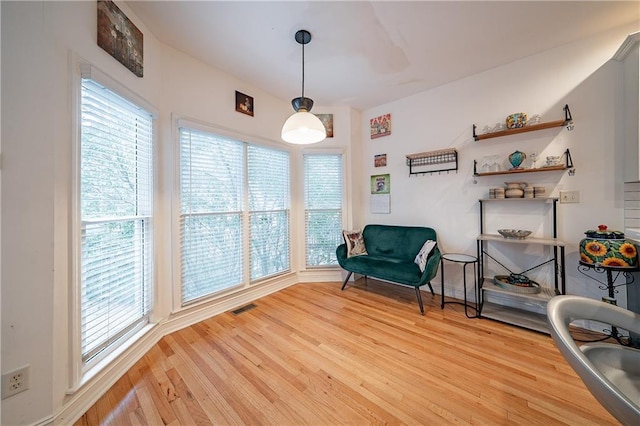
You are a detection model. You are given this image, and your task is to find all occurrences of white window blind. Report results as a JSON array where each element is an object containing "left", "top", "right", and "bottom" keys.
[
  {"left": 80, "top": 78, "right": 153, "bottom": 363},
  {"left": 248, "top": 145, "right": 290, "bottom": 280},
  {"left": 179, "top": 128, "right": 244, "bottom": 304},
  {"left": 304, "top": 153, "right": 344, "bottom": 266}
]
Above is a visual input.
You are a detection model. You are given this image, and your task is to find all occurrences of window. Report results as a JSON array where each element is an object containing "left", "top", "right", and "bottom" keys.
[
  {"left": 179, "top": 128, "right": 244, "bottom": 304},
  {"left": 79, "top": 78, "right": 153, "bottom": 364},
  {"left": 248, "top": 145, "right": 290, "bottom": 280},
  {"left": 304, "top": 153, "right": 344, "bottom": 266},
  {"left": 179, "top": 125, "right": 290, "bottom": 305}
]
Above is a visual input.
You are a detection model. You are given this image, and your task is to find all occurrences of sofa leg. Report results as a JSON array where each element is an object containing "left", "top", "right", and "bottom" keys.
[
  {"left": 341, "top": 271, "right": 353, "bottom": 290},
  {"left": 415, "top": 287, "right": 425, "bottom": 315}
]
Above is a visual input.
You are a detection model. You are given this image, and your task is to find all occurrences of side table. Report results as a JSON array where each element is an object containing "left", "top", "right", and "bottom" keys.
[
  {"left": 577, "top": 261, "right": 639, "bottom": 346},
  {"left": 440, "top": 253, "right": 479, "bottom": 318}
]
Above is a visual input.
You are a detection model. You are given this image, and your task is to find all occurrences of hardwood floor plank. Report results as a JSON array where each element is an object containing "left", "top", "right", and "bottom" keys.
[
  {"left": 169, "top": 331, "right": 265, "bottom": 424},
  {"left": 125, "top": 360, "right": 167, "bottom": 426},
  {"left": 74, "top": 281, "right": 620, "bottom": 425},
  {"left": 165, "top": 336, "right": 245, "bottom": 425}
]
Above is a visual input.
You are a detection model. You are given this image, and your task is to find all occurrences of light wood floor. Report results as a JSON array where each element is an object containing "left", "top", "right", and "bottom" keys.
[{"left": 75, "top": 279, "right": 619, "bottom": 425}]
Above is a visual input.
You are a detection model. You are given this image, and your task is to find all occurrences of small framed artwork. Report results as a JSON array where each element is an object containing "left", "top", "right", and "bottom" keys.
[
  {"left": 374, "top": 153, "right": 387, "bottom": 167},
  {"left": 370, "top": 113, "right": 391, "bottom": 139},
  {"left": 315, "top": 114, "right": 334, "bottom": 138},
  {"left": 235, "top": 91, "right": 254, "bottom": 116},
  {"left": 97, "top": 0, "right": 144, "bottom": 77},
  {"left": 370, "top": 174, "right": 390, "bottom": 194}
]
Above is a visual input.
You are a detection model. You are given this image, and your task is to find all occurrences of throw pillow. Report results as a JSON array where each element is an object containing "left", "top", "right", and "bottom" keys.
[
  {"left": 343, "top": 229, "right": 368, "bottom": 258},
  {"left": 414, "top": 239, "right": 436, "bottom": 272}
]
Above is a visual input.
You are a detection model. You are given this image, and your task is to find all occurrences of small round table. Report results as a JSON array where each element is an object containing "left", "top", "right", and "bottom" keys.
[
  {"left": 440, "top": 253, "right": 479, "bottom": 318},
  {"left": 577, "top": 261, "right": 639, "bottom": 346}
]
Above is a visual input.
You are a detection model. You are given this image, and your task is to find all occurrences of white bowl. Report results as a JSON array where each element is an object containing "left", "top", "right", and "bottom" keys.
[{"left": 497, "top": 229, "right": 532, "bottom": 239}]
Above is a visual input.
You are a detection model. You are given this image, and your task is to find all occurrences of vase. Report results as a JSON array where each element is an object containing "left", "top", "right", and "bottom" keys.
[
  {"left": 504, "top": 182, "right": 525, "bottom": 198},
  {"left": 579, "top": 225, "right": 638, "bottom": 268},
  {"left": 508, "top": 150, "right": 526, "bottom": 169}
]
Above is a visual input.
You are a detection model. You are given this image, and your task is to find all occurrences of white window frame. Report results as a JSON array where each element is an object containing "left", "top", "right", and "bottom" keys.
[
  {"left": 69, "top": 57, "right": 158, "bottom": 390},
  {"left": 172, "top": 117, "right": 294, "bottom": 312}
]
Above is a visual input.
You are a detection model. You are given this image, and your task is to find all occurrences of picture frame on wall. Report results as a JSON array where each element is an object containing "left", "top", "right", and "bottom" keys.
[
  {"left": 370, "top": 173, "right": 391, "bottom": 213},
  {"left": 235, "top": 91, "right": 254, "bottom": 116},
  {"left": 315, "top": 114, "right": 334, "bottom": 138},
  {"left": 370, "top": 174, "right": 390, "bottom": 194},
  {"left": 374, "top": 154, "right": 387, "bottom": 167},
  {"left": 97, "top": 0, "right": 144, "bottom": 77},
  {"left": 370, "top": 113, "right": 391, "bottom": 139}
]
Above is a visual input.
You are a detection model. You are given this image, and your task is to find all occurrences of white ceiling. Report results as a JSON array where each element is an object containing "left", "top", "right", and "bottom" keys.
[{"left": 126, "top": 1, "right": 639, "bottom": 111}]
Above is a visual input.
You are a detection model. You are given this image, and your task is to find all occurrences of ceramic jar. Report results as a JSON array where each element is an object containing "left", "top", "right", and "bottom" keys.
[
  {"left": 534, "top": 186, "right": 546, "bottom": 198},
  {"left": 579, "top": 225, "right": 638, "bottom": 268},
  {"left": 524, "top": 186, "right": 534, "bottom": 198},
  {"left": 505, "top": 182, "right": 525, "bottom": 198}
]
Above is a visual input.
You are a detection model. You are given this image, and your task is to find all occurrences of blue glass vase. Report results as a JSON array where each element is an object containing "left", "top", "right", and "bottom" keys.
[{"left": 508, "top": 150, "right": 526, "bottom": 170}]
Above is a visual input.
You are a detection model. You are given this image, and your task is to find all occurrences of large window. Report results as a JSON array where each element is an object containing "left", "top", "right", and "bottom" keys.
[
  {"left": 79, "top": 78, "right": 153, "bottom": 364},
  {"left": 248, "top": 145, "right": 290, "bottom": 280},
  {"left": 179, "top": 128, "right": 244, "bottom": 304},
  {"left": 179, "top": 126, "right": 290, "bottom": 305},
  {"left": 304, "top": 153, "right": 344, "bottom": 267}
]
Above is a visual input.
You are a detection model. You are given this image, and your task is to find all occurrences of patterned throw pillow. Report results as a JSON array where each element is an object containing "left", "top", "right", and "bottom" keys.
[
  {"left": 414, "top": 240, "right": 436, "bottom": 272},
  {"left": 343, "top": 230, "right": 368, "bottom": 258}
]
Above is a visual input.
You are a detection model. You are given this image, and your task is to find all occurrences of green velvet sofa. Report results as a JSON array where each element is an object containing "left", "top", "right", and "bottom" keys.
[{"left": 336, "top": 224, "right": 441, "bottom": 315}]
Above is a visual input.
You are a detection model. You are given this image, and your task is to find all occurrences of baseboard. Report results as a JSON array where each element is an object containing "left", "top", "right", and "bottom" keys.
[
  {"left": 54, "top": 276, "right": 298, "bottom": 425},
  {"left": 161, "top": 275, "right": 298, "bottom": 335},
  {"left": 297, "top": 268, "right": 343, "bottom": 283},
  {"left": 32, "top": 415, "right": 54, "bottom": 426}
]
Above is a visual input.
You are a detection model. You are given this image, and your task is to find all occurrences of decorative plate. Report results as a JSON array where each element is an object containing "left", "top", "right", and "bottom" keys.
[{"left": 493, "top": 275, "right": 541, "bottom": 294}]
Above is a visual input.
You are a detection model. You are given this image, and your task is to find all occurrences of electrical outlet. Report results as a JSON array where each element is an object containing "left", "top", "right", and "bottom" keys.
[
  {"left": 560, "top": 190, "right": 580, "bottom": 203},
  {"left": 2, "top": 365, "right": 30, "bottom": 399}
]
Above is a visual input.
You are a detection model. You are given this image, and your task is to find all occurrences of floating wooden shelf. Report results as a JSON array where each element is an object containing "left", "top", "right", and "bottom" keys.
[
  {"left": 474, "top": 149, "right": 573, "bottom": 177},
  {"left": 474, "top": 164, "right": 568, "bottom": 177},
  {"left": 473, "top": 104, "right": 572, "bottom": 141},
  {"left": 406, "top": 148, "right": 458, "bottom": 176}
]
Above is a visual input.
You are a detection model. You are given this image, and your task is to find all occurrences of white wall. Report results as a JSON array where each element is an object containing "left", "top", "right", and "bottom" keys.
[
  {"left": 360, "top": 23, "right": 639, "bottom": 303},
  {"left": 1, "top": 1, "right": 355, "bottom": 425}
]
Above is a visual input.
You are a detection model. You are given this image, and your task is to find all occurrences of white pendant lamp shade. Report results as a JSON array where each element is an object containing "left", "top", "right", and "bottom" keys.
[
  {"left": 281, "top": 111, "right": 326, "bottom": 144},
  {"left": 282, "top": 29, "right": 326, "bottom": 145}
]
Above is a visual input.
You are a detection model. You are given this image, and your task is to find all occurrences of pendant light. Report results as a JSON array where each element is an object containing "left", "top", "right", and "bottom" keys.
[{"left": 281, "top": 29, "right": 326, "bottom": 145}]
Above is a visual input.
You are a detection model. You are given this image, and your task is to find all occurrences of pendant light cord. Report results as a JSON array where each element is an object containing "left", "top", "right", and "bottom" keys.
[{"left": 301, "top": 40, "right": 305, "bottom": 99}]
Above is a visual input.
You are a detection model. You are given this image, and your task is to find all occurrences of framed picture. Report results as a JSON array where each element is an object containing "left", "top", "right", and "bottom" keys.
[
  {"left": 315, "top": 114, "right": 334, "bottom": 138},
  {"left": 97, "top": 0, "right": 143, "bottom": 77},
  {"left": 370, "top": 113, "right": 391, "bottom": 139},
  {"left": 370, "top": 174, "right": 390, "bottom": 194},
  {"left": 235, "top": 91, "right": 254, "bottom": 116},
  {"left": 374, "top": 153, "right": 387, "bottom": 167}
]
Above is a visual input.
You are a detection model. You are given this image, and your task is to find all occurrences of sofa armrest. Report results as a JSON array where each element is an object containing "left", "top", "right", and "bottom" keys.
[
  {"left": 336, "top": 243, "right": 348, "bottom": 265},
  {"left": 419, "top": 246, "right": 441, "bottom": 284}
]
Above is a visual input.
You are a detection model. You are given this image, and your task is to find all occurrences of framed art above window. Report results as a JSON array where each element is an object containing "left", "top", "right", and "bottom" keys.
[{"left": 97, "top": 0, "right": 143, "bottom": 77}]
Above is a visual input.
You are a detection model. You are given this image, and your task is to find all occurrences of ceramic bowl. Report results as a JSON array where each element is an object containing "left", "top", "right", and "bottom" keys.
[{"left": 497, "top": 229, "right": 532, "bottom": 239}]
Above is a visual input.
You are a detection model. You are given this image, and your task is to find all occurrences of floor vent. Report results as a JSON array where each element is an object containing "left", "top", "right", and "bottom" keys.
[{"left": 231, "top": 303, "right": 257, "bottom": 315}]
